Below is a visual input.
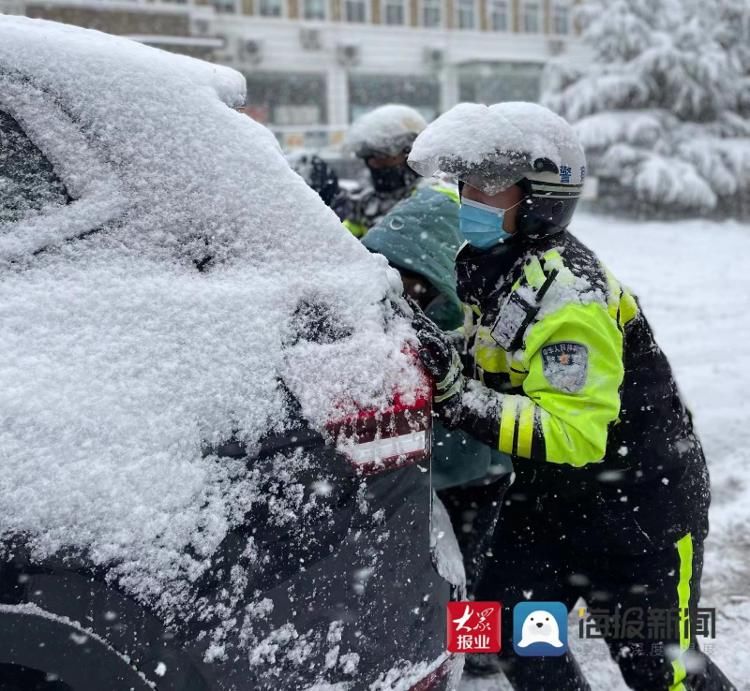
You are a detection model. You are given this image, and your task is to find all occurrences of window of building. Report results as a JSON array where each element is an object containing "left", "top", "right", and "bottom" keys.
[
  {"left": 458, "top": 61, "right": 543, "bottom": 103},
  {"left": 520, "top": 0, "right": 541, "bottom": 32},
  {"left": 349, "top": 75, "right": 439, "bottom": 121},
  {"left": 552, "top": 2, "right": 570, "bottom": 34},
  {"left": 258, "top": 0, "right": 282, "bottom": 16},
  {"left": 383, "top": 0, "right": 405, "bottom": 24},
  {"left": 303, "top": 0, "right": 327, "bottom": 19},
  {"left": 212, "top": 0, "right": 237, "bottom": 13},
  {"left": 244, "top": 72, "right": 327, "bottom": 128},
  {"left": 345, "top": 0, "right": 367, "bottom": 22},
  {"left": 456, "top": 0, "right": 476, "bottom": 30},
  {"left": 422, "top": 0, "right": 442, "bottom": 27},
  {"left": 486, "top": 0, "right": 509, "bottom": 31}
]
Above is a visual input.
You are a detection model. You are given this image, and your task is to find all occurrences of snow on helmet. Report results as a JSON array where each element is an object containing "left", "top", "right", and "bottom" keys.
[
  {"left": 346, "top": 104, "right": 428, "bottom": 159},
  {"left": 408, "top": 102, "right": 586, "bottom": 232}
]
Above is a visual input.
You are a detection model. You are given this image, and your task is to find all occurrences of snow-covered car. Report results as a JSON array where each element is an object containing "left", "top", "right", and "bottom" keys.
[{"left": 0, "top": 17, "right": 464, "bottom": 690}]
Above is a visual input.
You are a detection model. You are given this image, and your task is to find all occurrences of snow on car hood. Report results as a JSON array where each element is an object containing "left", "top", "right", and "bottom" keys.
[{"left": 0, "top": 18, "right": 420, "bottom": 613}]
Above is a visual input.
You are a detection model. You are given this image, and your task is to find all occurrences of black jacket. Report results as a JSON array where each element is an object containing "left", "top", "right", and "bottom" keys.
[{"left": 451, "top": 229, "right": 710, "bottom": 553}]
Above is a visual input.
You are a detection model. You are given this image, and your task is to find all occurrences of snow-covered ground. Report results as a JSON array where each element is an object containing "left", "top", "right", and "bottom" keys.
[{"left": 460, "top": 211, "right": 750, "bottom": 691}]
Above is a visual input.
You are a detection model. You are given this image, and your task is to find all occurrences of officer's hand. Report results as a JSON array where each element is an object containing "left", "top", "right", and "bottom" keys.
[
  {"left": 309, "top": 155, "right": 340, "bottom": 207},
  {"left": 414, "top": 328, "right": 465, "bottom": 426},
  {"left": 407, "top": 296, "right": 464, "bottom": 350},
  {"left": 408, "top": 295, "right": 437, "bottom": 330}
]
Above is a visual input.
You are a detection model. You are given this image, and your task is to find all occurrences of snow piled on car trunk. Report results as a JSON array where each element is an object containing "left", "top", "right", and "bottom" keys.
[{"left": 0, "top": 17, "right": 420, "bottom": 615}]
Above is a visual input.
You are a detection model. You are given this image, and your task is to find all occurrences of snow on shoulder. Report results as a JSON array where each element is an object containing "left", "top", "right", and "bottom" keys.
[
  {"left": 408, "top": 101, "right": 583, "bottom": 193},
  {"left": 0, "top": 17, "right": 419, "bottom": 615}
]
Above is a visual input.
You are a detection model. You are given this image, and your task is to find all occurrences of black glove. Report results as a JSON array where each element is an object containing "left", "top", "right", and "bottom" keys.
[
  {"left": 409, "top": 298, "right": 505, "bottom": 445},
  {"left": 418, "top": 331, "right": 465, "bottom": 418},
  {"left": 407, "top": 296, "right": 464, "bottom": 350},
  {"left": 308, "top": 155, "right": 341, "bottom": 207},
  {"left": 408, "top": 298, "right": 465, "bottom": 423}
]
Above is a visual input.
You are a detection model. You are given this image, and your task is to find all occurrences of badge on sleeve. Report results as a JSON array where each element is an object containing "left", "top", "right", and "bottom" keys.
[{"left": 541, "top": 342, "right": 588, "bottom": 393}]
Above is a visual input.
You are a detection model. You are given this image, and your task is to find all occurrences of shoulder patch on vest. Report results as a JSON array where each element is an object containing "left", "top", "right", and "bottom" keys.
[{"left": 541, "top": 342, "right": 588, "bottom": 393}]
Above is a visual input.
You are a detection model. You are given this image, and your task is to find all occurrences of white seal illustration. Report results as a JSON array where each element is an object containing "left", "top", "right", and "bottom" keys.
[{"left": 517, "top": 610, "right": 564, "bottom": 648}]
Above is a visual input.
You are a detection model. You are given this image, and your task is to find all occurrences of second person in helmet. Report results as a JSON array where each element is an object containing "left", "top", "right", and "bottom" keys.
[{"left": 338, "top": 104, "right": 427, "bottom": 237}]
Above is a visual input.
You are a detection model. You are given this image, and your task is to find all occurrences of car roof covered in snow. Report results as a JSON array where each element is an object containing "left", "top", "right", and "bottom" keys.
[{"left": 0, "top": 17, "right": 419, "bottom": 615}]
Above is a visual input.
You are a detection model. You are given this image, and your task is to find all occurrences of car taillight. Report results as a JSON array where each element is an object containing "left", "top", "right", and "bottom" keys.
[{"left": 326, "top": 359, "right": 432, "bottom": 475}]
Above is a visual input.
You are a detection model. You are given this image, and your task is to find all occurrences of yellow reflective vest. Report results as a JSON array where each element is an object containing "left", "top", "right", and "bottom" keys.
[
  {"left": 455, "top": 231, "right": 697, "bottom": 472},
  {"left": 460, "top": 240, "right": 637, "bottom": 466},
  {"left": 452, "top": 229, "right": 711, "bottom": 550}
]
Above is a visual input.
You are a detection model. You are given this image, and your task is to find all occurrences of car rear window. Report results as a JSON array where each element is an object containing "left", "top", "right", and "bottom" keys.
[{"left": 0, "top": 109, "right": 68, "bottom": 225}]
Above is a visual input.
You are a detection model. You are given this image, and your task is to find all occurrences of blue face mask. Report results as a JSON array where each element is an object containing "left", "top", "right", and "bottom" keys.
[{"left": 459, "top": 197, "right": 514, "bottom": 249}]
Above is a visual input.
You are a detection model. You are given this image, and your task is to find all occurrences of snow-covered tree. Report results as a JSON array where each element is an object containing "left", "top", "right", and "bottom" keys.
[
  {"left": 542, "top": 0, "right": 750, "bottom": 218},
  {"left": 715, "top": 0, "right": 750, "bottom": 117}
]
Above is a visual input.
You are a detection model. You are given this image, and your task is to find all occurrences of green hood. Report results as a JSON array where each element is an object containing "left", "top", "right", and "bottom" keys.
[
  {"left": 363, "top": 185, "right": 463, "bottom": 330},
  {"left": 364, "top": 184, "right": 512, "bottom": 488}
]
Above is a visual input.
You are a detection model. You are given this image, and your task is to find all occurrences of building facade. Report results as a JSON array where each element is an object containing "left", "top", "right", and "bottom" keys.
[{"left": 2, "top": 0, "right": 588, "bottom": 148}]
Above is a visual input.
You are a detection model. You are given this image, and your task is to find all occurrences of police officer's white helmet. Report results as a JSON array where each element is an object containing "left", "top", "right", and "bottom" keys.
[
  {"left": 408, "top": 102, "right": 586, "bottom": 233},
  {"left": 346, "top": 104, "right": 428, "bottom": 159}
]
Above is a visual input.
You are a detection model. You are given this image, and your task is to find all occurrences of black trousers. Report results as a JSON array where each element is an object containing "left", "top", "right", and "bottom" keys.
[{"left": 440, "top": 485, "right": 736, "bottom": 691}]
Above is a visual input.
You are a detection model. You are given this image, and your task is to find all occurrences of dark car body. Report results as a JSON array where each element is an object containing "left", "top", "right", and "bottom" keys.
[{"left": 0, "top": 423, "right": 456, "bottom": 690}]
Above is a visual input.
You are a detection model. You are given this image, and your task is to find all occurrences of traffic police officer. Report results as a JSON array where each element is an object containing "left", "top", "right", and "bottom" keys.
[
  {"left": 408, "top": 102, "right": 735, "bottom": 691},
  {"left": 338, "top": 104, "right": 427, "bottom": 237}
]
